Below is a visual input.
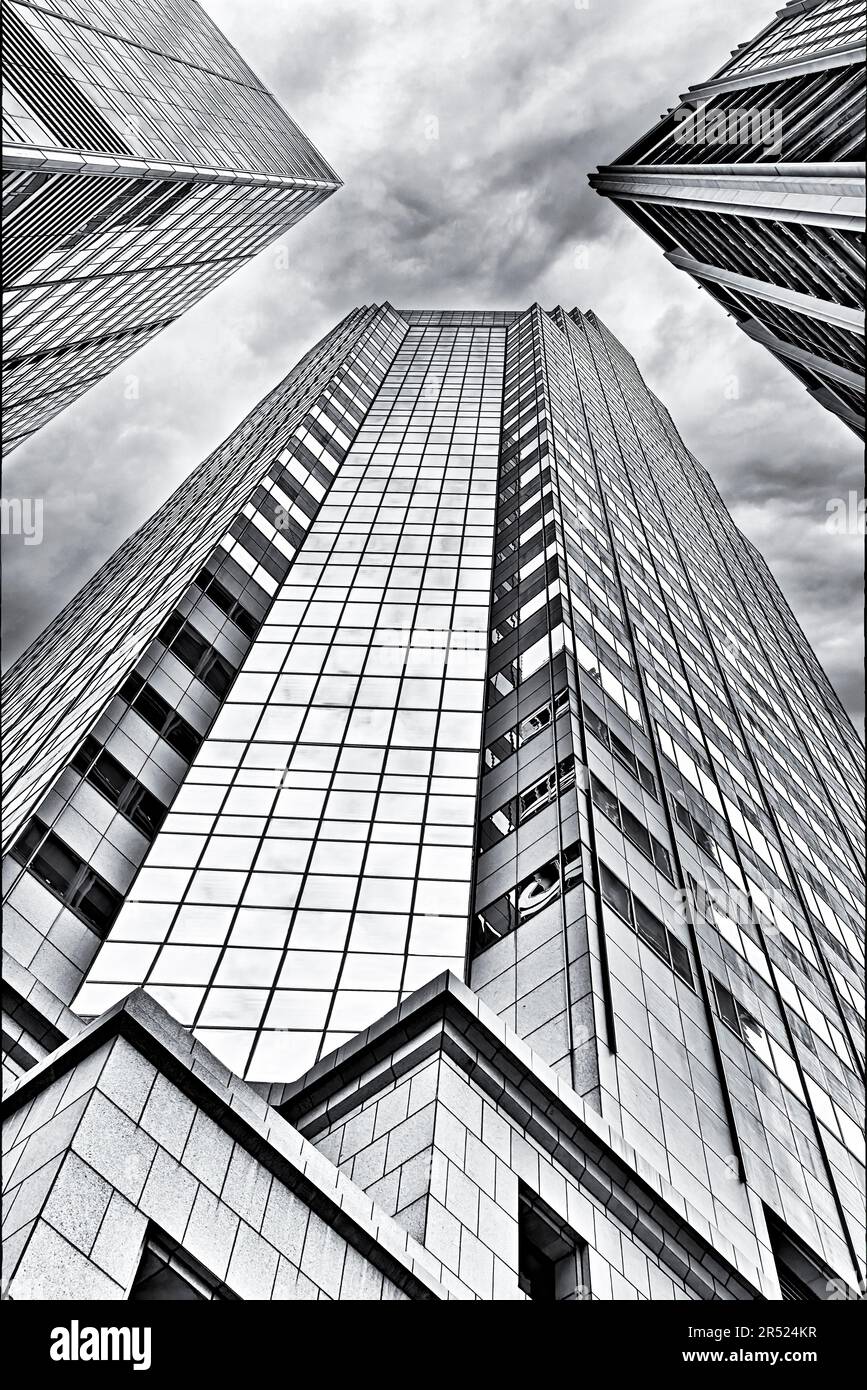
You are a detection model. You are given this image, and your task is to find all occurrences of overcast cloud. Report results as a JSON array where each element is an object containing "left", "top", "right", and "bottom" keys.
[{"left": 2, "top": 0, "right": 863, "bottom": 732}]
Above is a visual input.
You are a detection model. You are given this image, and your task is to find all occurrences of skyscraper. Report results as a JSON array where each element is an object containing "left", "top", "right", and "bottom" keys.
[
  {"left": 2, "top": 0, "right": 340, "bottom": 456},
  {"left": 589, "top": 0, "right": 865, "bottom": 438},
  {"left": 3, "top": 306, "right": 864, "bottom": 1302}
]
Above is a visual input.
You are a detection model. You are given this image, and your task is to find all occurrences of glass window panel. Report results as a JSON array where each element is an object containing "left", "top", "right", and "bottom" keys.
[
  {"left": 299, "top": 876, "right": 357, "bottom": 910},
  {"left": 242, "top": 873, "right": 302, "bottom": 909},
  {"left": 600, "top": 865, "right": 631, "bottom": 922},
  {"left": 418, "top": 845, "right": 472, "bottom": 880},
  {"left": 134, "top": 867, "right": 193, "bottom": 902},
  {"left": 209, "top": 706, "right": 259, "bottom": 741},
  {"left": 146, "top": 985, "right": 205, "bottom": 1026},
  {"left": 356, "top": 878, "right": 414, "bottom": 912},
  {"left": 255, "top": 708, "right": 305, "bottom": 742},
  {"left": 288, "top": 912, "right": 350, "bottom": 950},
  {"left": 111, "top": 903, "right": 176, "bottom": 942},
  {"left": 364, "top": 844, "right": 420, "bottom": 878},
  {"left": 399, "top": 679, "right": 441, "bottom": 709},
  {"left": 254, "top": 840, "right": 312, "bottom": 873},
  {"left": 634, "top": 901, "right": 670, "bottom": 961},
  {"left": 222, "top": 788, "right": 275, "bottom": 816},
  {"left": 86, "top": 942, "right": 159, "bottom": 982},
  {"left": 149, "top": 945, "right": 221, "bottom": 985},
  {"left": 193, "top": 1030, "right": 256, "bottom": 1077},
  {"left": 376, "top": 793, "right": 426, "bottom": 822},
  {"left": 200, "top": 837, "right": 259, "bottom": 870},
  {"left": 442, "top": 680, "right": 480, "bottom": 710},
  {"left": 197, "top": 988, "right": 268, "bottom": 1028},
  {"left": 427, "top": 795, "right": 476, "bottom": 825},
  {"left": 290, "top": 745, "right": 339, "bottom": 772},
  {"left": 346, "top": 917, "right": 408, "bottom": 952},
  {"left": 338, "top": 747, "right": 385, "bottom": 773},
  {"left": 433, "top": 751, "right": 478, "bottom": 777},
  {"left": 346, "top": 709, "right": 393, "bottom": 744},
  {"left": 276, "top": 951, "right": 342, "bottom": 990},
  {"left": 229, "top": 908, "right": 294, "bottom": 948},
  {"left": 409, "top": 915, "right": 469, "bottom": 955},
  {"left": 187, "top": 870, "right": 247, "bottom": 905},
  {"left": 169, "top": 905, "right": 234, "bottom": 945},
  {"left": 214, "top": 948, "right": 281, "bottom": 987},
  {"left": 324, "top": 790, "right": 376, "bottom": 821},
  {"left": 272, "top": 675, "right": 317, "bottom": 704},
  {"left": 308, "top": 840, "right": 365, "bottom": 875},
  {"left": 281, "top": 645, "right": 328, "bottom": 674},
  {"left": 414, "top": 879, "right": 469, "bottom": 916},
  {"left": 339, "top": 954, "right": 404, "bottom": 990},
  {"left": 273, "top": 789, "right": 326, "bottom": 819},
  {"left": 404, "top": 955, "right": 462, "bottom": 991},
  {"left": 385, "top": 748, "right": 431, "bottom": 775},
  {"left": 314, "top": 676, "right": 359, "bottom": 705},
  {"left": 299, "top": 708, "right": 350, "bottom": 743},
  {"left": 391, "top": 710, "right": 437, "bottom": 745},
  {"left": 328, "top": 991, "right": 399, "bottom": 1033},
  {"left": 437, "top": 711, "right": 483, "bottom": 748},
  {"left": 247, "top": 1031, "right": 320, "bottom": 1082},
  {"left": 370, "top": 821, "right": 422, "bottom": 844},
  {"left": 264, "top": 991, "right": 332, "bottom": 1029}
]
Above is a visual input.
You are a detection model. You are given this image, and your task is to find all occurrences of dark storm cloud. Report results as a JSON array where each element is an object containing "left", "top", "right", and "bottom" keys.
[{"left": 2, "top": 0, "right": 862, "bottom": 733}]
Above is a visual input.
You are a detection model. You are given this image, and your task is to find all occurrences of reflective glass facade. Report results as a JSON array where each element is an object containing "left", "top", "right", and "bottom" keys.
[
  {"left": 2, "top": 0, "right": 340, "bottom": 453},
  {"left": 590, "top": 0, "right": 865, "bottom": 437},
  {"left": 3, "top": 305, "right": 864, "bottom": 1295}
]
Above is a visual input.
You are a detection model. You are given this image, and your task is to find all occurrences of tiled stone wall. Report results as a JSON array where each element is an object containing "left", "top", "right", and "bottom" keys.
[
  {"left": 2, "top": 996, "right": 452, "bottom": 1301},
  {"left": 307, "top": 1050, "right": 751, "bottom": 1299},
  {"left": 285, "top": 979, "right": 774, "bottom": 1301}
]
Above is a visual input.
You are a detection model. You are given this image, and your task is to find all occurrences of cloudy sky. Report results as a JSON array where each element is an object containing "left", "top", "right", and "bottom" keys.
[{"left": 3, "top": 0, "right": 863, "bottom": 731}]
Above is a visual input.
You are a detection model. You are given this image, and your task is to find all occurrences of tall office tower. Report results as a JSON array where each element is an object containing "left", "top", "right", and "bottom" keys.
[
  {"left": 589, "top": 0, "right": 865, "bottom": 438},
  {"left": 2, "top": 0, "right": 340, "bottom": 456},
  {"left": 3, "top": 307, "right": 864, "bottom": 1303}
]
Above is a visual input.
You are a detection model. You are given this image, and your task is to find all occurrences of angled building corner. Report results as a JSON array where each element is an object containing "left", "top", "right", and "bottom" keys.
[
  {"left": 589, "top": 0, "right": 866, "bottom": 437},
  {"left": 2, "top": 0, "right": 341, "bottom": 456}
]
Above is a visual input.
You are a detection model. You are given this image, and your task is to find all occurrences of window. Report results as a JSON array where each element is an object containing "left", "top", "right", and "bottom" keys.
[
  {"left": 712, "top": 976, "right": 804, "bottom": 1100},
  {"left": 10, "top": 818, "right": 123, "bottom": 934},
  {"left": 519, "top": 757, "right": 576, "bottom": 821},
  {"left": 484, "top": 687, "right": 569, "bottom": 769},
  {"left": 71, "top": 736, "right": 167, "bottom": 838},
  {"left": 517, "top": 1187, "right": 588, "bottom": 1301},
  {"left": 713, "top": 976, "right": 749, "bottom": 1035},
  {"left": 480, "top": 757, "right": 577, "bottom": 851},
  {"left": 195, "top": 569, "right": 259, "bottom": 638},
  {"left": 591, "top": 774, "right": 673, "bottom": 880},
  {"left": 120, "top": 675, "right": 202, "bottom": 761},
  {"left": 130, "top": 1234, "right": 232, "bottom": 1301},
  {"left": 582, "top": 702, "right": 657, "bottom": 797},
  {"left": 157, "top": 614, "right": 238, "bottom": 698},
  {"left": 472, "top": 840, "right": 583, "bottom": 956},
  {"left": 765, "top": 1213, "right": 829, "bottom": 1301},
  {"left": 673, "top": 797, "right": 717, "bottom": 860},
  {"left": 591, "top": 774, "right": 620, "bottom": 823},
  {"left": 600, "top": 862, "right": 631, "bottom": 922},
  {"left": 598, "top": 863, "right": 693, "bottom": 986},
  {"left": 634, "top": 899, "right": 669, "bottom": 957}
]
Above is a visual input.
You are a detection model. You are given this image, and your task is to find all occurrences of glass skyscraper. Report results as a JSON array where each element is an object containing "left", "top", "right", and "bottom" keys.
[
  {"left": 2, "top": 306, "right": 863, "bottom": 1302},
  {"left": 589, "top": 0, "right": 865, "bottom": 437},
  {"left": 2, "top": 0, "right": 340, "bottom": 455}
]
